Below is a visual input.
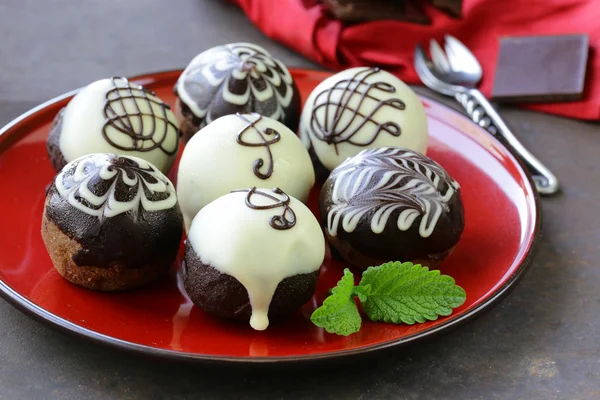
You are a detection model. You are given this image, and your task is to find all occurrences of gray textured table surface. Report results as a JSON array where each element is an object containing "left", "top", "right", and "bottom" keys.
[{"left": 1, "top": 1, "right": 599, "bottom": 399}]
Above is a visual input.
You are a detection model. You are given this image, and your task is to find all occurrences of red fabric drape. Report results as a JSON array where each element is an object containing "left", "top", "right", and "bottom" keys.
[{"left": 233, "top": 0, "right": 600, "bottom": 120}]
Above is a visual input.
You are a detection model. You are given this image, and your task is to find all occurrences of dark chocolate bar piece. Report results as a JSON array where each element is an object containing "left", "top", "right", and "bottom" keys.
[{"left": 492, "top": 34, "right": 589, "bottom": 103}]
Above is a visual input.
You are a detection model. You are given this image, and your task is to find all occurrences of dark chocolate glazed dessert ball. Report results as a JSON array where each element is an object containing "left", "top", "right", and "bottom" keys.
[
  {"left": 41, "top": 153, "right": 183, "bottom": 291},
  {"left": 174, "top": 43, "right": 301, "bottom": 142},
  {"left": 320, "top": 147, "right": 464, "bottom": 270},
  {"left": 183, "top": 187, "right": 325, "bottom": 331}
]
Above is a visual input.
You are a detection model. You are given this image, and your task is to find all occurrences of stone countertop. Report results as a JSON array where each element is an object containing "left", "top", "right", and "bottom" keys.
[{"left": 0, "top": 1, "right": 598, "bottom": 399}]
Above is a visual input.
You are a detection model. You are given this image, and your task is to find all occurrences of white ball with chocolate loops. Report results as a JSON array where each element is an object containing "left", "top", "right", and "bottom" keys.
[
  {"left": 46, "top": 77, "right": 180, "bottom": 174},
  {"left": 299, "top": 67, "right": 428, "bottom": 171}
]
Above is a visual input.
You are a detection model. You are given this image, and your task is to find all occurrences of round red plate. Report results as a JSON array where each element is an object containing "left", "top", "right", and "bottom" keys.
[{"left": 0, "top": 69, "right": 540, "bottom": 363}]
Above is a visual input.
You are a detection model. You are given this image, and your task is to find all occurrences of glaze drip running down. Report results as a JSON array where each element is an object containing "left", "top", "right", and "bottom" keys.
[
  {"left": 309, "top": 68, "right": 406, "bottom": 154},
  {"left": 176, "top": 43, "right": 296, "bottom": 129},
  {"left": 232, "top": 187, "right": 296, "bottom": 230},
  {"left": 103, "top": 77, "right": 179, "bottom": 155},
  {"left": 235, "top": 113, "right": 280, "bottom": 179},
  {"left": 55, "top": 154, "right": 177, "bottom": 221},
  {"left": 327, "top": 147, "right": 460, "bottom": 238}
]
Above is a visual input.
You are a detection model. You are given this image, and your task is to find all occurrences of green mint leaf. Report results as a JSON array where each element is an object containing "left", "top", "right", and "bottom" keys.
[
  {"left": 359, "top": 262, "right": 466, "bottom": 325},
  {"left": 353, "top": 284, "right": 371, "bottom": 303},
  {"left": 311, "top": 269, "right": 361, "bottom": 336}
]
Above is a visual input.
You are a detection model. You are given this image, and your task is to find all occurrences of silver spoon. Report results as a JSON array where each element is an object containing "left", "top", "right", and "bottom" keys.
[{"left": 415, "top": 35, "right": 560, "bottom": 196}]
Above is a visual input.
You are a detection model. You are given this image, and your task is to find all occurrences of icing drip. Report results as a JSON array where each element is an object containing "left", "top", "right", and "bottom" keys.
[
  {"left": 102, "top": 77, "right": 179, "bottom": 155},
  {"left": 232, "top": 187, "right": 296, "bottom": 230},
  {"left": 55, "top": 154, "right": 177, "bottom": 220},
  {"left": 235, "top": 113, "right": 280, "bottom": 179},
  {"left": 176, "top": 43, "right": 296, "bottom": 128},
  {"left": 309, "top": 68, "right": 406, "bottom": 154},
  {"left": 326, "top": 147, "right": 460, "bottom": 238}
]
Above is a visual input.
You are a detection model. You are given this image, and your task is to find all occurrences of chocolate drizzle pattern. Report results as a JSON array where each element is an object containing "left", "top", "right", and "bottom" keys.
[
  {"left": 54, "top": 154, "right": 177, "bottom": 222},
  {"left": 326, "top": 147, "right": 460, "bottom": 238},
  {"left": 102, "top": 77, "right": 179, "bottom": 155},
  {"left": 235, "top": 113, "right": 281, "bottom": 179},
  {"left": 232, "top": 187, "right": 296, "bottom": 230},
  {"left": 176, "top": 43, "right": 297, "bottom": 129},
  {"left": 308, "top": 67, "right": 406, "bottom": 154}
]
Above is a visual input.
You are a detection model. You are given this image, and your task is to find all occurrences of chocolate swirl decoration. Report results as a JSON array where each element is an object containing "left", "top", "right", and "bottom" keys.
[
  {"left": 327, "top": 147, "right": 460, "bottom": 238},
  {"left": 235, "top": 113, "right": 281, "bottom": 179},
  {"left": 103, "top": 77, "right": 179, "bottom": 155},
  {"left": 175, "top": 43, "right": 297, "bottom": 129},
  {"left": 309, "top": 68, "right": 406, "bottom": 155},
  {"left": 54, "top": 154, "right": 177, "bottom": 222},
  {"left": 232, "top": 187, "right": 296, "bottom": 230}
]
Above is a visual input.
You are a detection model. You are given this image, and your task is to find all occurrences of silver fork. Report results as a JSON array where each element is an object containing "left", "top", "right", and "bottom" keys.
[{"left": 414, "top": 35, "right": 559, "bottom": 196}]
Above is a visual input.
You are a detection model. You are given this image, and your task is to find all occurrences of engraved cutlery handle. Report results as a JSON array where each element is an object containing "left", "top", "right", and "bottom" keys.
[{"left": 455, "top": 89, "right": 560, "bottom": 196}]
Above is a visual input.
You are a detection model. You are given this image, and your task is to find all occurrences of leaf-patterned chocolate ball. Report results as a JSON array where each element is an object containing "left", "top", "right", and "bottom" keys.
[
  {"left": 319, "top": 147, "right": 465, "bottom": 270},
  {"left": 175, "top": 43, "right": 301, "bottom": 142}
]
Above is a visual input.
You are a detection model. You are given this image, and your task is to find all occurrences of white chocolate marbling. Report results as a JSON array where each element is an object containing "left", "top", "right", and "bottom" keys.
[
  {"left": 326, "top": 147, "right": 459, "bottom": 238},
  {"left": 55, "top": 154, "right": 177, "bottom": 218},
  {"left": 58, "top": 78, "right": 179, "bottom": 174},
  {"left": 176, "top": 43, "right": 296, "bottom": 128},
  {"left": 299, "top": 67, "right": 428, "bottom": 171},
  {"left": 187, "top": 189, "right": 325, "bottom": 331},
  {"left": 177, "top": 113, "right": 315, "bottom": 230}
]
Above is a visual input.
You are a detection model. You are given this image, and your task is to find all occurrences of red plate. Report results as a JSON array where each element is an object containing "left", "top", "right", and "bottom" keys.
[{"left": 0, "top": 69, "right": 540, "bottom": 363}]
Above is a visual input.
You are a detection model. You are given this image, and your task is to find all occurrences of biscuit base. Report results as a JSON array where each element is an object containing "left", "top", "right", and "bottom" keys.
[{"left": 41, "top": 210, "right": 170, "bottom": 291}]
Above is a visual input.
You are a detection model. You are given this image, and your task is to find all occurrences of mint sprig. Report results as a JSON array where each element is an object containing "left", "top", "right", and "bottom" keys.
[
  {"left": 360, "top": 262, "right": 467, "bottom": 324},
  {"left": 310, "top": 262, "right": 466, "bottom": 336},
  {"left": 310, "top": 269, "right": 361, "bottom": 336}
]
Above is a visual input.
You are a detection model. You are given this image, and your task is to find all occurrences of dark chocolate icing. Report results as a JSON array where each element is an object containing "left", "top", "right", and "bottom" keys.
[
  {"left": 232, "top": 187, "right": 296, "bottom": 230},
  {"left": 46, "top": 108, "right": 68, "bottom": 171},
  {"left": 103, "top": 77, "right": 180, "bottom": 155},
  {"left": 182, "top": 241, "right": 319, "bottom": 322},
  {"left": 308, "top": 67, "right": 406, "bottom": 155},
  {"left": 175, "top": 43, "right": 301, "bottom": 142},
  {"left": 319, "top": 147, "right": 464, "bottom": 267},
  {"left": 45, "top": 154, "right": 183, "bottom": 268},
  {"left": 235, "top": 113, "right": 280, "bottom": 179}
]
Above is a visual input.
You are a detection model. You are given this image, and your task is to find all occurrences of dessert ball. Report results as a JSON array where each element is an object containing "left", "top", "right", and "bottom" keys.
[
  {"left": 47, "top": 77, "right": 180, "bottom": 174},
  {"left": 300, "top": 67, "right": 428, "bottom": 172},
  {"left": 177, "top": 113, "right": 315, "bottom": 230},
  {"left": 41, "top": 154, "right": 183, "bottom": 291},
  {"left": 320, "top": 147, "right": 464, "bottom": 270},
  {"left": 183, "top": 187, "right": 325, "bottom": 331},
  {"left": 174, "top": 43, "right": 301, "bottom": 142}
]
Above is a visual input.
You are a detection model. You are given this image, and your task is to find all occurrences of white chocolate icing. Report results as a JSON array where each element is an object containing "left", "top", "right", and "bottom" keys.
[
  {"left": 55, "top": 154, "right": 177, "bottom": 218},
  {"left": 326, "top": 147, "right": 459, "bottom": 238},
  {"left": 299, "top": 67, "right": 428, "bottom": 171},
  {"left": 187, "top": 189, "right": 325, "bottom": 331},
  {"left": 58, "top": 77, "right": 180, "bottom": 174},
  {"left": 177, "top": 113, "right": 315, "bottom": 230},
  {"left": 175, "top": 43, "right": 296, "bottom": 128}
]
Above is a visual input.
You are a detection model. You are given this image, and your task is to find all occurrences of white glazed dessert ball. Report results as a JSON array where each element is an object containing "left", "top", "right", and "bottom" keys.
[
  {"left": 177, "top": 113, "right": 315, "bottom": 230},
  {"left": 183, "top": 187, "right": 325, "bottom": 331},
  {"left": 299, "top": 67, "right": 428, "bottom": 171},
  {"left": 46, "top": 77, "right": 180, "bottom": 174}
]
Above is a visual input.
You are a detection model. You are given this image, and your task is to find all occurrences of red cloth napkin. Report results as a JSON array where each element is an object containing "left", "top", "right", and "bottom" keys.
[{"left": 232, "top": 0, "right": 600, "bottom": 120}]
